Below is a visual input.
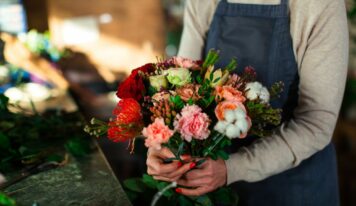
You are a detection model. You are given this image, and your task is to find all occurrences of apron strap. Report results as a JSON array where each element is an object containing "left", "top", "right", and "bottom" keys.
[
  {"left": 221, "top": 0, "right": 288, "bottom": 6},
  {"left": 281, "top": 0, "right": 288, "bottom": 5}
]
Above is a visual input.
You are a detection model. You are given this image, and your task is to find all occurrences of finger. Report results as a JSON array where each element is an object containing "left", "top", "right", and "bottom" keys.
[
  {"left": 177, "top": 177, "right": 211, "bottom": 187},
  {"left": 152, "top": 175, "right": 175, "bottom": 182},
  {"left": 184, "top": 168, "right": 210, "bottom": 180},
  {"left": 157, "top": 147, "right": 175, "bottom": 158},
  {"left": 148, "top": 147, "right": 175, "bottom": 159},
  {"left": 177, "top": 186, "right": 212, "bottom": 196},
  {"left": 147, "top": 161, "right": 181, "bottom": 175},
  {"left": 163, "top": 162, "right": 194, "bottom": 179},
  {"left": 180, "top": 154, "right": 192, "bottom": 162}
]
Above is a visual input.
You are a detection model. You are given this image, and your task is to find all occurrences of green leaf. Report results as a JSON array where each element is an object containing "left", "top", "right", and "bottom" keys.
[
  {"left": 209, "top": 70, "right": 214, "bottom": 81},
  {"left": 216, "top": 150, "right": 229, "bottom": 160},
  {"left": 123, "top": 178, "right": 146, "bottom": 193},
  {"left": 157, "top": 182, "right": 174, "bottom": 197},
  {"left": 177, "top": 142, "right": 185, "bottom": 157},
  {"left": 65, "top": 137, "right": 90, "bottom": 157},
  {"left": 147, "top": 86, "right": 158, "bottom": 96},
  {"left": 142, "top": 174, "right": 158, "bottom": 189},
  {"left": 46, "top": 154, "right": 64, "bottom": 163},
  {"left": 0, "top": 193, "right": 16, "bottom": 206},
  {"left": 188, "top": 98, "right": 194, "bottom": 105},
  {"left": 212, "top": 187, "right": 238, "bottom": 205},
  {"left": 192, "top": 195, "right": 213, "bottom": 206},
  {"left": 213, "top": 77, "right": 221, "bottom": 83},
  {"left": 225, "top": 58, "right": 237, "bottom": 72},
  {"left": 0, "top": 94, "right": 9, "bottom": 111},
  {"left": 0, "top": 133, "right": 10, "bottom": 149},
  {"left": 178, "top": 195, "right": 194, "bottom": 206},
  {"left": 196, "top": 75, "right": 202, "bottom": 84}
]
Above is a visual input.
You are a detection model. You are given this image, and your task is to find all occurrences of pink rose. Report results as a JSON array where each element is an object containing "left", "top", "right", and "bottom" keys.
[
  {"left": 172, "top": 57, "right": 200, "bottom": 70},
  {"left": 143, "top": 118, "right": 174, "bottom": 150},
  {"left": 215, "top": 85, "right": 246, "bottom": 103},
  {"left": 174, "top": 105, "right": 210, "bottom": 142}
]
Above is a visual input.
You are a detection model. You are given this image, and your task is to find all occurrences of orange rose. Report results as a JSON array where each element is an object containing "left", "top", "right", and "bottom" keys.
[
  {"left": 215, "top": 85, "right": 246, "bottom": 103},
  {"left": 215, "top": 100, "right": 246, "bottom": 121}
]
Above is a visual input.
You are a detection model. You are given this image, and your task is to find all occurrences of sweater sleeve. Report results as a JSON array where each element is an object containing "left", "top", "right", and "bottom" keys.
[
  {"left": 225, "top": 0, "right": 349, "bottom": 183},
  {"left": 177, "top": 0, "right": 217, "bottom": 60}
]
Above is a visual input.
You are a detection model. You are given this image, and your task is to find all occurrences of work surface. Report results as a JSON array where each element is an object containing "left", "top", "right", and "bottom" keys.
[{"left": 3, "top": 145, "right": 132, "bottom": 206}]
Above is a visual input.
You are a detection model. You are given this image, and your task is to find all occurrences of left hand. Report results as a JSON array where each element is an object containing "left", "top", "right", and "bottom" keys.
[{"left": 176, "top": 158, "right": 227, "bottom": 196}]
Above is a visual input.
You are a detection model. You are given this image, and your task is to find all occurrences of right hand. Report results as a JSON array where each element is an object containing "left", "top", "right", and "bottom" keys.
[{"left": 146, "top": 147, "right": 194, "bottom": 182}]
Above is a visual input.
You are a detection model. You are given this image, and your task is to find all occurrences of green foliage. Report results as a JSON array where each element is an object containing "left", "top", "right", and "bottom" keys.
[
  {"left": 0, "top": 94, "right": 91, "bottom": 172},
  {"left": 246, "top": 101, "right": 282, "bottom": 137},
  {"left": 225, "top": 58, "right": 238, "bottom": 72},
  {"left": 0, "top": 193, "right": 16, "bottom": 206},
  {"left": 210, "top": 187, "right": 239, "bottom": 206},
  {"left": 123, "top": 178, "right": 146, "bottom": 193},
  {"left": 169, "top": 95, "right": 185, "bottom": 110},
  {"left": 147, "top": 85, "right": 158, "bottom": 97},
  {"left": 202, "top": 50, "right": 220, "bottom": 70},
  {"left": 269, "top": 81, "right": 284, "bottom": 100},
  {"left": 0, "top": 95, "right": 9, "bottom": 111},
  {"left": 65, "top": 137, "right": 91, "bottom": 157}
]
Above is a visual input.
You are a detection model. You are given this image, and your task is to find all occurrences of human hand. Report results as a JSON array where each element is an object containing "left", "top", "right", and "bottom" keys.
[
  {"left": 146, "top": 147, "right": 194, "bottom": 182},
  {"left": 176, "top": 158, "right": 227, "bottom": 196}
]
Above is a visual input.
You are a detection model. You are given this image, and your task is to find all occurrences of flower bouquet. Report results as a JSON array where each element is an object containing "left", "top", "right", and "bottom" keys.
[{"left": 85, "top": 50, "right": 283, "bottom": 205}]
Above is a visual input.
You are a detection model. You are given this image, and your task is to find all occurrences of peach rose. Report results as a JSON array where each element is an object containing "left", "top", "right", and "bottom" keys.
[
  {"left": 176, "top": 84, "right": 201, "bottom": 102},
  {"left": 143, "top": 118, "right": 174, "bottom": 150},
  {"left": 215, "top": 100, "right": 246, "bottom": 121},
  {"left": 215, "top": 85, "right": 246, "bottom": 103}
]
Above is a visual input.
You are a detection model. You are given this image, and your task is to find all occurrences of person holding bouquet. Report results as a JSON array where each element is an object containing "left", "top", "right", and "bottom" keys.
[{"left": 146, "top": 0, "right": 348, "bottom": 205}]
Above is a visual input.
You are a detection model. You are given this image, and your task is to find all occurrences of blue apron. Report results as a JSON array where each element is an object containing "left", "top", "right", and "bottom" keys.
[{"left": 204, "top": 0, "right": 339, "bottom": 205}]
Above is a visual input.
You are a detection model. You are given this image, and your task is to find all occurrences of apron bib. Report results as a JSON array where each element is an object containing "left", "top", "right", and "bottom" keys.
[{"left": 204, "top": 0, "right": 339, "bottom": 205}]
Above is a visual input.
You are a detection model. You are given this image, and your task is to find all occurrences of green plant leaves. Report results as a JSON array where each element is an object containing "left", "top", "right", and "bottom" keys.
[
  {"left": 65, "top": 137, "right": 90, "bottom": 157},
  {"left": 0, "top": 193, "right": 16, "bottom": 206},
  {"left": 123, "top": 178, "right": 146, "bottom": 193},
  {"left": 0, "top": 94, "right": 9, "bottom": 111},
  {"left": 170, "top": 95, "right": 185, "bottom": 110},
  {"left": 142, "top": 174, "right": 158, "bottom": 189}
]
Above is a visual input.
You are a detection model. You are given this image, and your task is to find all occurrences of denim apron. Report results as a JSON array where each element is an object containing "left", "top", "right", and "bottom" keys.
[{"left": 204, "top": 0, "right": 339, "bottom": 205}]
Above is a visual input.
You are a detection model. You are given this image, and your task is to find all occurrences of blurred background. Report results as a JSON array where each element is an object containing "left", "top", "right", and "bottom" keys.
[{"left": 0, "top": 0, "right": 355, "bottom": 205}]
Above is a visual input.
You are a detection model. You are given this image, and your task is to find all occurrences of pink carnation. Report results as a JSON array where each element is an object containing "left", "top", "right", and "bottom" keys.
[
  {"left": 172, "top": 57, "right": 200, "bottom": 70},
  {"left": 143, "top": 118, "right": 174, "bottom": 150},
  {"left": 174, "top": 105, "right": 210, "bottom": 142}
]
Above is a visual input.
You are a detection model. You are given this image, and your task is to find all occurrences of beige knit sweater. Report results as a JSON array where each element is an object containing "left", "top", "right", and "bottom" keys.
[{"left": 178, "top": 0, "right": 349, "bottom": 184}]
